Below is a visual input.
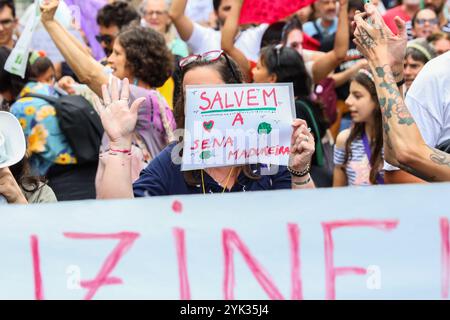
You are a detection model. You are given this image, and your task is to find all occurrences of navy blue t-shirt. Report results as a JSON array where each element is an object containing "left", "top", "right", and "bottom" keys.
[{"left": 133, "top": 143, "right": 292, "bottom": 197}]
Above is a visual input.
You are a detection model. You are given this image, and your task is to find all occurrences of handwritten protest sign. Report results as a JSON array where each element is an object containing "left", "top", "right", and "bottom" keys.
[
  {"left": 182, "top": 83, "right": 295, "bottom": 171},
  {"left": 0, "top": 183, "right": 449, "bottom": 300},
  {"left": 239, "top": 0, "right": 316, "bottom": 25}
]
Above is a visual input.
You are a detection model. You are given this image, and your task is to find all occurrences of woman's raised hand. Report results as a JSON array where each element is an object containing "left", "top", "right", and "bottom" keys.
[{"left": 93, "top": 78, "right": 146, "bottom": 150}]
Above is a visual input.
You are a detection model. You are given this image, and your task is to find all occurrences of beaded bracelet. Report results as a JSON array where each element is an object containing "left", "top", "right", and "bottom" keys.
[{"left": 287, "top": 163, "right": 311, "bottom": 177}]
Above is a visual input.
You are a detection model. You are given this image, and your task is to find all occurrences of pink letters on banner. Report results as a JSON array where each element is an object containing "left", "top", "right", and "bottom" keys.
[
  {"left": 441, "top": 217, "right": 450, "bottom": 299},
  {"left": 63, "top": 232, "right": 139, "bottom": 300},
  {"left": 30, "top": 235, "right": 44, "bottom": 300},
  {"left": 288, "top": 223, "right": 303, "bottom": 300},
  {"left": 172, "top": 200, "right": 183, "bottom": 214},
  {"left": 223, "top": 229, "right": 284, "bottom": 300},
  {"left": 322, "top": 219, "right": 399, "bottom": 300},
  {"left": 222, "top": 225, "right": 303, "bottom": 300},
  {"left": 239, "top": 0, "right": 316, "bottom": 25},
  {"left": 173, "top": 228, "right": 191, "bottom": 300}
]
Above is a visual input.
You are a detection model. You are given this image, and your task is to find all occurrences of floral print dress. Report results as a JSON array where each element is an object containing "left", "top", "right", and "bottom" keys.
[{"left": 10, "top": 82, "right": 77, "bottom": 176}]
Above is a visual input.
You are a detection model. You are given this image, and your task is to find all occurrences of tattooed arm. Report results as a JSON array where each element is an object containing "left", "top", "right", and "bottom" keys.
[
  {"left": 353, "top": 8, "right": 450, "bottom": 182},
  {"left": 368, "top": 63, "right": 450, "bottom": 181}
]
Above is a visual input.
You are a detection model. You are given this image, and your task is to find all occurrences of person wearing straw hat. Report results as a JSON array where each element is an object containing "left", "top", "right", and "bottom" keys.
[{"left": 0, "top": 111, "right": 56, "bottom": 204}]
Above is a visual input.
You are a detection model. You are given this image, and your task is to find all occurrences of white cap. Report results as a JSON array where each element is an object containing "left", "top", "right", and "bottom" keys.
[{"left": 0, "top": 111, "right": 26, "bottom": 169}]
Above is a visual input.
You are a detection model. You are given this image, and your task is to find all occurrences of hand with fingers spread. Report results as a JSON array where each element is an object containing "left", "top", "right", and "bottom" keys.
[
  {"left": 93, "top": 78, "right": 146, "bottom": 150},
  {"left": 353, "top": 3, "right": 407, "bottom": 80},
  {"left": 289, "top": 119, "right": 315, "bottom": 174}
]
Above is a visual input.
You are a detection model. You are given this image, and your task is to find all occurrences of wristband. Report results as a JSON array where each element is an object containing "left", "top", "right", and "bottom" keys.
[
  {"left": 109, "top": 148, "right": 131, "bottom": 154},
  {"left": 292, "top": 176, "right": 311, "bottom": 186},
  {"left": 288, "top": 163, "right": 311, "bottom": 177}
]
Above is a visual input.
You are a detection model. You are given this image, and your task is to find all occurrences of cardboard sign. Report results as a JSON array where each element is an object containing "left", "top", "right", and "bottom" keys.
[
  {"left": 182, "top": 83, "right": 295, "bottom": 171},
  {"left": 239, "top": 0, "right": 316, "bottom": 25},
  {"left": 0, "top": 183, "right": 450, "bottom": 300}
]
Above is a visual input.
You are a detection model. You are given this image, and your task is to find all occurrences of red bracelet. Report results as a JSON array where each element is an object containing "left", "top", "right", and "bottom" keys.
[{"left": 109, "top": 148, "right": 131, "bottom": 154}]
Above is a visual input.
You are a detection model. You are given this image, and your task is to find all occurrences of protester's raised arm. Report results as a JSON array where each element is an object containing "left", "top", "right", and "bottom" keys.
[
  {"left": 93, "top": 79, "right": 146, "bottom": 199},
  {"left": 312, "top": 0, "right": 349, "bottom": 84},
  {"left": 41, "top": 0, "right": 107, "bottom": 97},
  {"left": 168, "top": 0, "right": 194, "bottom": 42},
  {"left": 330, "top": 59, "right": 367, "bottom": 87},
  {"left": 353, "top": 8, "right": 450, "bottom": 182},
  {"left": 362, "top": 3, "right": 407, "bottom": 83},
  {"left": 221, "top": 0, "right": 251, "bottom": 80}
]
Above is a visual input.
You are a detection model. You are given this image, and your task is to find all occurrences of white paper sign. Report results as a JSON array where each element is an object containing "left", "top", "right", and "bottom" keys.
[{"left": 182, "top": 83, "right": 295, "bottom": 171}]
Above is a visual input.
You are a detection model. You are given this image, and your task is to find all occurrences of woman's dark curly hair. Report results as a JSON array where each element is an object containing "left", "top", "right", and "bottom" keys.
[{"left": 117, "top": 26, "right": 174, "bottom": 88}]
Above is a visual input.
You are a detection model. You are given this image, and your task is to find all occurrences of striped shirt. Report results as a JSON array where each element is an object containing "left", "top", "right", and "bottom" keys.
[{"left": 334, "top": 137, "right": 384, "bottom": 186}]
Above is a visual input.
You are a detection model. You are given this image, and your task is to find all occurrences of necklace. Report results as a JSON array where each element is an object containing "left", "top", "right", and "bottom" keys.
[{"left": 201, "top": 167, "right": 235, "bottom": 194}]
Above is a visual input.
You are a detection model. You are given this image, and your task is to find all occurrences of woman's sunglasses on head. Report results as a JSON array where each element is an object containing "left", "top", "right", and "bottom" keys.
[{"left": 179, "top": 50, "right": 239, "bottom": 82}]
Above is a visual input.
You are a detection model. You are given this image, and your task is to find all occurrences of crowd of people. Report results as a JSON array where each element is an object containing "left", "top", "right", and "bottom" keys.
[{"left": 0, "top": 0, "right": 449, "bottom": 204}]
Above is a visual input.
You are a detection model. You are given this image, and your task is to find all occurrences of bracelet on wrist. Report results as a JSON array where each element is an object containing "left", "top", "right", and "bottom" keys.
[
  {"left": 109, "top": 148, "right": 131, "bottom": 153},
  {"left": 292, "top": 176, "right": 312, "bottom": 186},
  {"left": 288, "top": 163, "right": 311, "bottom": 177},
  {"left": 108, "top": 147, "right": 132, "bottom": 156}
]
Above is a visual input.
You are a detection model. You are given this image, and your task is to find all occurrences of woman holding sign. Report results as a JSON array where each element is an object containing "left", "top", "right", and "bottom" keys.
[{"left": 95, "top": 53, "right": 316, "bottom": 198}]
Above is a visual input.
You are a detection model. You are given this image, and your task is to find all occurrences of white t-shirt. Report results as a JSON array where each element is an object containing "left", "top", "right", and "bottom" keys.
[
  {"left": 384, "top": 51, "right": 450, "bottom": 171},
  {"left": 187, "top": 22, "right": 269, "bottom": 62},
  {"left": 185, "top": 0, "right": 214, "bottom": 23}
]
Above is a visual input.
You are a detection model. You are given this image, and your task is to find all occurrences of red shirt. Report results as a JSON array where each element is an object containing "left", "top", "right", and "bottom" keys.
[{"left": 383, "top": 5, "right": 411, "bottom": 35}]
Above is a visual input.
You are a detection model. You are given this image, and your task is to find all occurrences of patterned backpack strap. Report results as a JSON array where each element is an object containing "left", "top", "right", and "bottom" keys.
[{"left": 154, "top": 91, "right": 175, "bottom": 143}]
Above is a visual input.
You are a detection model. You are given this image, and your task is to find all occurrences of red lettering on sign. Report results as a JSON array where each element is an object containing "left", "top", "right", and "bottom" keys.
[
  {"left": 322, "top": 220, "right": 398, "bottom": 300},
  {"left": 63, "top": 232, "right": 140, "bottom": 300}
]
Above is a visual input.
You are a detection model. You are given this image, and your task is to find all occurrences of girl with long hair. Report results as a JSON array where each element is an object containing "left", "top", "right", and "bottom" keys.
[{"left": 333, "top": 70, "right": 384, "bottom": 186}]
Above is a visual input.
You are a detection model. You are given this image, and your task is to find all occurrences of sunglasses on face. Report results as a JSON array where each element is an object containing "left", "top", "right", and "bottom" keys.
[
  {"left": 95, "top": 34, "right": 114, "bottom": 45},
  {"left": 179, "top": 50, "right": 239, "bottom": 82},
  {"left": 416, "top": 18, "right": 439, "bottom": 26}
]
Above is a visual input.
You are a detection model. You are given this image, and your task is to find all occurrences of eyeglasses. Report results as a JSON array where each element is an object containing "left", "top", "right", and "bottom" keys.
[
  {"left": 0, "top": 19, "right": 14, "bottom": 28},
  {"left": 95, "top": 34, "right": 114, "bottom": 45},
  {"left": 143, "top": 10, "right": 167, "bottom": 18},
  {"left": 179, "top": 50, "right": 239, "bottom": 82},
  {"left": 273, "top": 44, "right": 283, "bottom": 67},
  {"left": 416, "top": 18, "right": 439, "bottom": 26}
]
